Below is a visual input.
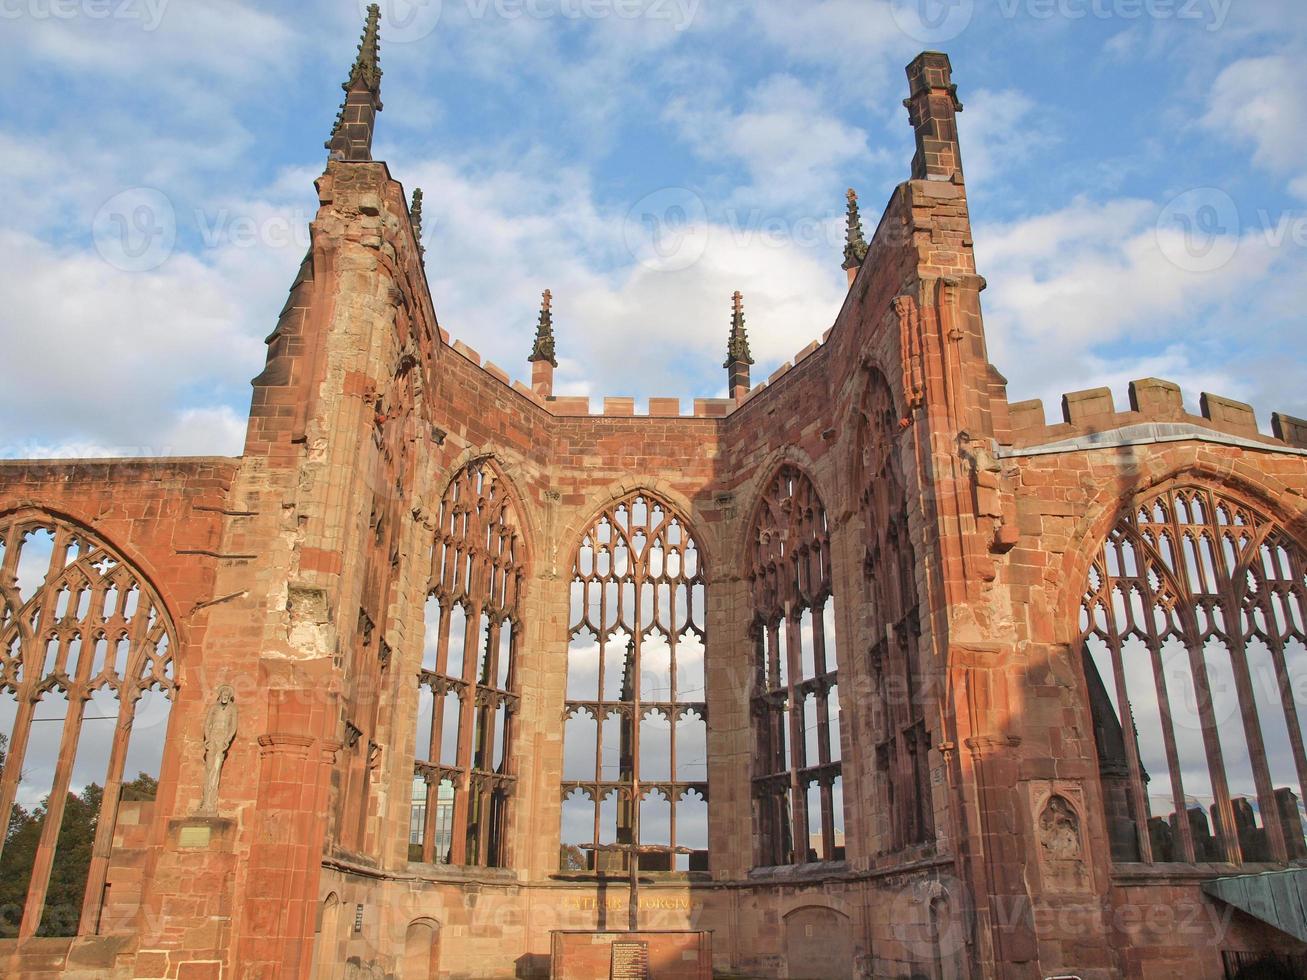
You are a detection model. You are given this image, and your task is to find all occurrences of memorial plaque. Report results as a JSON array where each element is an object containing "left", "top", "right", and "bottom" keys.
[
  {"left": 610, "top": 940, "right": 649, "bottom": 979},
  {"left": 178, "top": 825, "right": 211, "bottom": 849}
]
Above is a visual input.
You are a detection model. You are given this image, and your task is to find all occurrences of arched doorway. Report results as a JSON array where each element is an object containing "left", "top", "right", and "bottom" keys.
[
  {"left": 783, "top": 905, "right": 853, "bottom": 979},
  {"left": 312, "top": 893, "right": 341, "bottom": 979},
  {"left": 402, "top": 918, "right": 440, "bottom": 979}
]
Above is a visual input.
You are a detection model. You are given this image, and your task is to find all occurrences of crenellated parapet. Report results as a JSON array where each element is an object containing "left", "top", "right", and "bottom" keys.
[{"left": 1003, "top": 377, "right": 1307, "bottom": 455}]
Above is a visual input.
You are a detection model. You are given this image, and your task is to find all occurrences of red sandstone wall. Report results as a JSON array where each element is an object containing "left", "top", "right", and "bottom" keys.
[{"left": 4, "top": 60, "right": 1307, "bottom": 980}]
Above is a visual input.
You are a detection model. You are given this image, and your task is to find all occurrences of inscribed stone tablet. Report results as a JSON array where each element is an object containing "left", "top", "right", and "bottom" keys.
[{"left": 610, "top": 940, "right": 649, "bottom": 979}]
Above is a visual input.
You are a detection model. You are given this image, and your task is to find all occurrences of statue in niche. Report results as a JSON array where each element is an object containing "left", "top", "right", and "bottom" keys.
[
  {"left": 197, "top": 685, "right": 238, "bottom": 815},
  {"left": 1040, "top": 795, "right": 1082, "bottom": 860}
]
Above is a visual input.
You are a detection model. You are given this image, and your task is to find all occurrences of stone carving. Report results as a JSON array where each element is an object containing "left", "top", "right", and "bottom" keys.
[
  {"left": 1039, "top": 795, "right": 1081, "bottom": 860},
  {"left": 198, "top": 685, "right": 238, "bottom": 815}
]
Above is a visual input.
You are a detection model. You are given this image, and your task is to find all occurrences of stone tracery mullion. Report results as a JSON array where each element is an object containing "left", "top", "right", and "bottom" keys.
[
  {"left": 1086, "top": 485, "right": 1307, "bottom": 867},
  {"left": 1203, "top": 503, "right": 1290, "bottom": 862},
  {"left": 561, "top": 492, "right": 707, "bottom": 869},
  {"left": 1248, "top": 535, "right": 1307, "bottom": 829},
  {"left": 0, "top": 514, "right": 177, "bottom": 937},
  {"left": 415, "top": 459, "right": 524, "bottom": 867},
  {"left": 749, "top": 465, "right": 840, "bottom": 866}
]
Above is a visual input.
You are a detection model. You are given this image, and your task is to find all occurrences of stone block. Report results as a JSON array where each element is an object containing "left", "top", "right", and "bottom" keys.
[
  {"left": 1200, "top": 391, "right": 1258, "bottom": 435},
  {"left": 1128, "top": 377, "right": 1185, "bottom": 419},
  {"left": 1060, "top": 387, "right": 1114, "bottom": 424},
  {"left": 1272, "top": 412, "right": 1307, "bottom": 448},
  {"left": 1008, "top": 399, "right": 1046, "bottom": 432}
]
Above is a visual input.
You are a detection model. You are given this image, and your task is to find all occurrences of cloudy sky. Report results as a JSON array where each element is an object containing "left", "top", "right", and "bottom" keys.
[{"left": 1, "top": 0, "right": 1304, "bottom": 458}]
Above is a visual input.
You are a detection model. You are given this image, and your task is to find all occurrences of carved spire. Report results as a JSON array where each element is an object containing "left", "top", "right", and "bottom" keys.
[
  {"left": 528, "top": 289, "right": 557, "bottom": 367},
  {"left": 843, "top": 188, "right": 868, "bottom": 273},
  {"left": 326, "top": 4, "right": 384, "bottom": 163},
  {"left": 724, "top": 291, "right": 753, "bottom": 368},
  {"left": 724, "top": 291, "right": 753, "bottom": 399},
  {"left": 410, "top": 188, "right": 424, "bottom": 257}
]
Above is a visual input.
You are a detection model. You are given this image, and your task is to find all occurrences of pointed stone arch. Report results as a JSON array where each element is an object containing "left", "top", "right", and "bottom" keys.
[
  {"left": 0, "top": 509, "right": 179, "bottom": 939},
  {"left": 730, "top": 446, "right": 830, "bottom": 578},
  {"left": 559, "top": 478, "right": 714, "bottom": 578},
  {"left": 402, "top": 916, "right": 441, "bottom": 979},
  {"left": 1074, "top": 479, "right": 1307, "bottom": 867},
  {"left": 558, "top": 485, "right": 710, "bottom": 872},
  {"left": 430, "top": 447, "right": 541, "bottom": 572},
  {"left": 411, "top": 454, "right": 530, "bottom": 868},
  {"left": 744, "top": 462, "right": 844, "bottom": 866},
  {"left": 1055, "top": 459, "right": 1307, "bottom": 646},
  {"left": 782, "top": 904, "right": 853, "bottom": 980}
]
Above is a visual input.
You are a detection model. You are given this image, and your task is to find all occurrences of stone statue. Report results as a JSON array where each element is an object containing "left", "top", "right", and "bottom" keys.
[
  {"left": 1040, "top": 795, "right": 1082, "bottom": 861},
  {"left": 197, "top": 685, "right": 237, "bottom": 815}
]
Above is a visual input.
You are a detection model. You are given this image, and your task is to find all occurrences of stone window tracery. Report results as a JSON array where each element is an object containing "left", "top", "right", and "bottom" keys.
[
  {"left": 858, "top": 369, "right": 933, "bottom": 852},
  {"left": 1082, "top": 485, "right": 1307, "bottom": 865},
  {"left": 411, "top": 458, "right": 522, "bottom": 867},
  {"left": 749, "top": 466, "right": 844, "bottom": 866},
  {"left": 0, "top": 514, "right": 176, "bottom": 938},
  {"left": 559, "top": 492, "right": 709, "bottom": 872}
]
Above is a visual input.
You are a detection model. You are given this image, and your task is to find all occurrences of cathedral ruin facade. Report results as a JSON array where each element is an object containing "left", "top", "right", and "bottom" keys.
[{"left": 2, "top": 9, "right": 1307, "bottom": 979}]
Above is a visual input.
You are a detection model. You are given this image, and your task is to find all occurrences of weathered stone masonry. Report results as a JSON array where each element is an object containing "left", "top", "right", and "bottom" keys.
[{"left": 2, "top": 20, "right": 1307, "bottom": 980}]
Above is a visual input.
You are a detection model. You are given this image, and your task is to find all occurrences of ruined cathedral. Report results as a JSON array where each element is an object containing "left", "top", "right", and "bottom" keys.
[{"left": 4, "top": 7, "right": 1307, "bottom": 980}]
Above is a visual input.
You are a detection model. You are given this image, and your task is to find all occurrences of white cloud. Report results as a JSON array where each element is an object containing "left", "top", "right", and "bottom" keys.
[
  {"left": 955, "top": 88, "right": 1045, "bottom": 189},
  {"left": 665, "top": 74, "right": 871, "bottom": 209},
  {"left": 751, "top": 0, "right": 906, "bottom": 89},
  {"left": 1203, "top": 54, "right": 1307, "bottom": 191},
  {"left": 0, "top": 193, "right": 301, "bottom": 456},
  {"left": 407, "top": 154, "right": 848, "bottom": 402},
  {"left": 976, "top": 196, "right": 1304, "bottom": 424},
  {"left": 0, "top": 0, "right": 296, "bottom": 80}
]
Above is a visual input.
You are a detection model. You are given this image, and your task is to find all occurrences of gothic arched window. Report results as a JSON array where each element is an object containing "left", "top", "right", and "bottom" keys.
[
  {"left": 559, "top": 492, "right": 709, "bottom": 872},
  {"left": 1082, "top": 485, "right": 1307, "bottom": 865},
  {"left": 749, "top": 466, "right": 843, "bottom": 866},
  {"left": 0, "top": 513, "right": 176, "bottom": 938},
  {"left": 857, "top": 370, "right": 933, "bottom": 852},
  {"left": 411, "top": 459, "right": 524, "bottom": 867}
]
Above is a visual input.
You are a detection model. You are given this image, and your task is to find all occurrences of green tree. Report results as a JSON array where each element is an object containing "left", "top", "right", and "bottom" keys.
[{"left": 0, "top": 769, "right": 157, "bottom": 938}]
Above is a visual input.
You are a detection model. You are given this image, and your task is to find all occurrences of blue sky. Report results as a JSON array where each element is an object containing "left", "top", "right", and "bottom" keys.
[{"left": 0, "top": 0, "right": 1303, "bottom": 457}]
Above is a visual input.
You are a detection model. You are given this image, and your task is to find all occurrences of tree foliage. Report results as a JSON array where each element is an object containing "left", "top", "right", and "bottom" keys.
[{"left": 0, "top": 758, "right": 157, "bottom": 938}]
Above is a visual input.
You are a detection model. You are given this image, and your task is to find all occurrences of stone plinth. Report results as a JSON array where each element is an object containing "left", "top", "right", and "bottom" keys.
[{"left": 550, "top": 930, "right": 711, "bottom": 980}]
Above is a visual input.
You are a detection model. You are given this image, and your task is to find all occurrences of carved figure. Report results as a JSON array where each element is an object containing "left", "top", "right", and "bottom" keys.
[
  {"left": 198, "top": 685, "right": 238, "bottom": 815},
  {"left": 1040, "top": 796, "right": 1081, "bottom": 860}
]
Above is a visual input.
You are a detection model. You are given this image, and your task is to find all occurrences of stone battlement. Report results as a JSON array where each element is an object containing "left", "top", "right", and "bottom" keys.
[
  {"left": 1005, "top": 377, "right": 1307, "bottom": 452},
  {"left": 439, "top": 324, "right": 834, "bottom": 420}
]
